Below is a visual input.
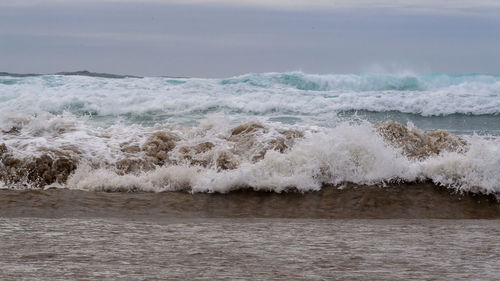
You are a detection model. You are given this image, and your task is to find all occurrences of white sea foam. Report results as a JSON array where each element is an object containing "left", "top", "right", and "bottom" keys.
[
  {"left": 420, "top": 136, "right": 500, "bottom": 194},
  {"left": 64, "top": 121, "right": 500, "bottom": 194},
  {"left": 1, "top": 113, "right": 498, "bottom": 195},
  {"left": 1, "top": 72, "right": 500, "bottom": 127},
  {"left": 1, "top": 72, "right": 500, "bottom": 194}
]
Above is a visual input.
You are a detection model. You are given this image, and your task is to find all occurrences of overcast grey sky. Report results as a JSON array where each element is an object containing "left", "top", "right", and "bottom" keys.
[{"left": 1, "top": 0, "right": 499, "bottom": 77}]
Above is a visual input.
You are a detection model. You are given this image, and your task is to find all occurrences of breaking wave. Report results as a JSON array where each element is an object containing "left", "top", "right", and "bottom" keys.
[
  {"left": 222, "top": 72, "right": 500, "bottom": 92},
  {"left": 1, "top": 71, "right": 500, "bottom": 197},
  {"left": 1, "top": 114, "right": 499, "bottom": 195},
  {"left": 1, "top": 72, "right": 500, "bottom": 123}
]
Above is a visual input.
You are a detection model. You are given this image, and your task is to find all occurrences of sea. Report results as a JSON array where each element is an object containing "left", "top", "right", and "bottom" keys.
[{"left": 1, "top": 71, "right": 499, "bottom": 280}]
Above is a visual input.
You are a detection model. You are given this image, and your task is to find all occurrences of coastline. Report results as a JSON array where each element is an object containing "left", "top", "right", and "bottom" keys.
[{"left": 1, "top": 183, "right": 498, "bottom": 219}]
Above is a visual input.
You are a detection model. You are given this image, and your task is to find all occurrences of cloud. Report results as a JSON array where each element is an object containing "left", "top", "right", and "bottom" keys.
[{"left": 4, "top": 0, "right": 500, "bottom": 12}]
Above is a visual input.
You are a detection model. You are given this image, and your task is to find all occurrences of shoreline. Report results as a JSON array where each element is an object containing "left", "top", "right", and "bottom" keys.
[{"left": 1, "top": 183, "right": 498, "bottom": 219}]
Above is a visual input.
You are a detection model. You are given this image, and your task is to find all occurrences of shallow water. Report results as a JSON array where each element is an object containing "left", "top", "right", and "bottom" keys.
[
  {"left": 1, "top": 184, "right": 498, "bottom": 219},
  {"left": 2, "top": 71, "right": 500, "bottom": 280},
  {"left": 0, "top": 218, "right": 498, "bottom": 280}
]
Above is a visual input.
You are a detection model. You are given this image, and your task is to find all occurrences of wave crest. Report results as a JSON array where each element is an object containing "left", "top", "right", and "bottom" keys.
[
  {"left": 2, "top": 72, "right": 500, "bottom": 121},
  {"left": 222, "top": 72, "right": 500, "bottom": 92},
  {"left": 1, "top": 118, "right": 498, "bottom": 195}
]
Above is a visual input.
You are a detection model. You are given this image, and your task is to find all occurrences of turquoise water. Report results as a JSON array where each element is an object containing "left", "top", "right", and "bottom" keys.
[{"left": 1, "top": 71, "right": 500, "bottom": 134}]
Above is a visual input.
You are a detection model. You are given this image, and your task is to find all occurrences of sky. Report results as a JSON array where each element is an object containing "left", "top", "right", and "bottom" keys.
[{"left": 1, "top": 0, "right": 499, "bottom": 77}]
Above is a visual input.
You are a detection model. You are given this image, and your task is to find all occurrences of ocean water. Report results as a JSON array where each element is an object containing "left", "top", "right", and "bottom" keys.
[
  {"left": 1, "top": 71, "right": 500, "bottom": 195},
  {"left": 1, "top": 218, "right": 499, "bottom": 280},
  {"left": 1, "top": 71, "right": 499, "bottom": 279}
]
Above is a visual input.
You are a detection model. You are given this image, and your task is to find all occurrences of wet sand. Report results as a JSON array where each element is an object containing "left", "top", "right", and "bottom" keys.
[{"left": 1, "top": 183, "right": 498, "bottom": 219}]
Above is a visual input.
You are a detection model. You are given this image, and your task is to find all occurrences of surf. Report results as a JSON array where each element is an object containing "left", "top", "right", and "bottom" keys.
[{"left": 1, "top": 116, "right": 499, "bottom": 196}]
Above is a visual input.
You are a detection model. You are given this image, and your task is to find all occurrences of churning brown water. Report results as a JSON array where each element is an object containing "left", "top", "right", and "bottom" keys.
[
  {"left": 1, "top": 183, "right": 499, "bottom": 219},
  {"left": 0, "top": 184, "right": 499, "bottom": 280}
]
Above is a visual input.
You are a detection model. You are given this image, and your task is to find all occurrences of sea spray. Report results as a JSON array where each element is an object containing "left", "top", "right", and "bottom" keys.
[
  {"left": 1, "top": 116, "right": 499, "bottom": 194},
  {"left": 1, "top": 72, "right": 500, "bottom": 194},
  {"left": 1, "top": 73, "right": 500, "bottom": 127}
]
